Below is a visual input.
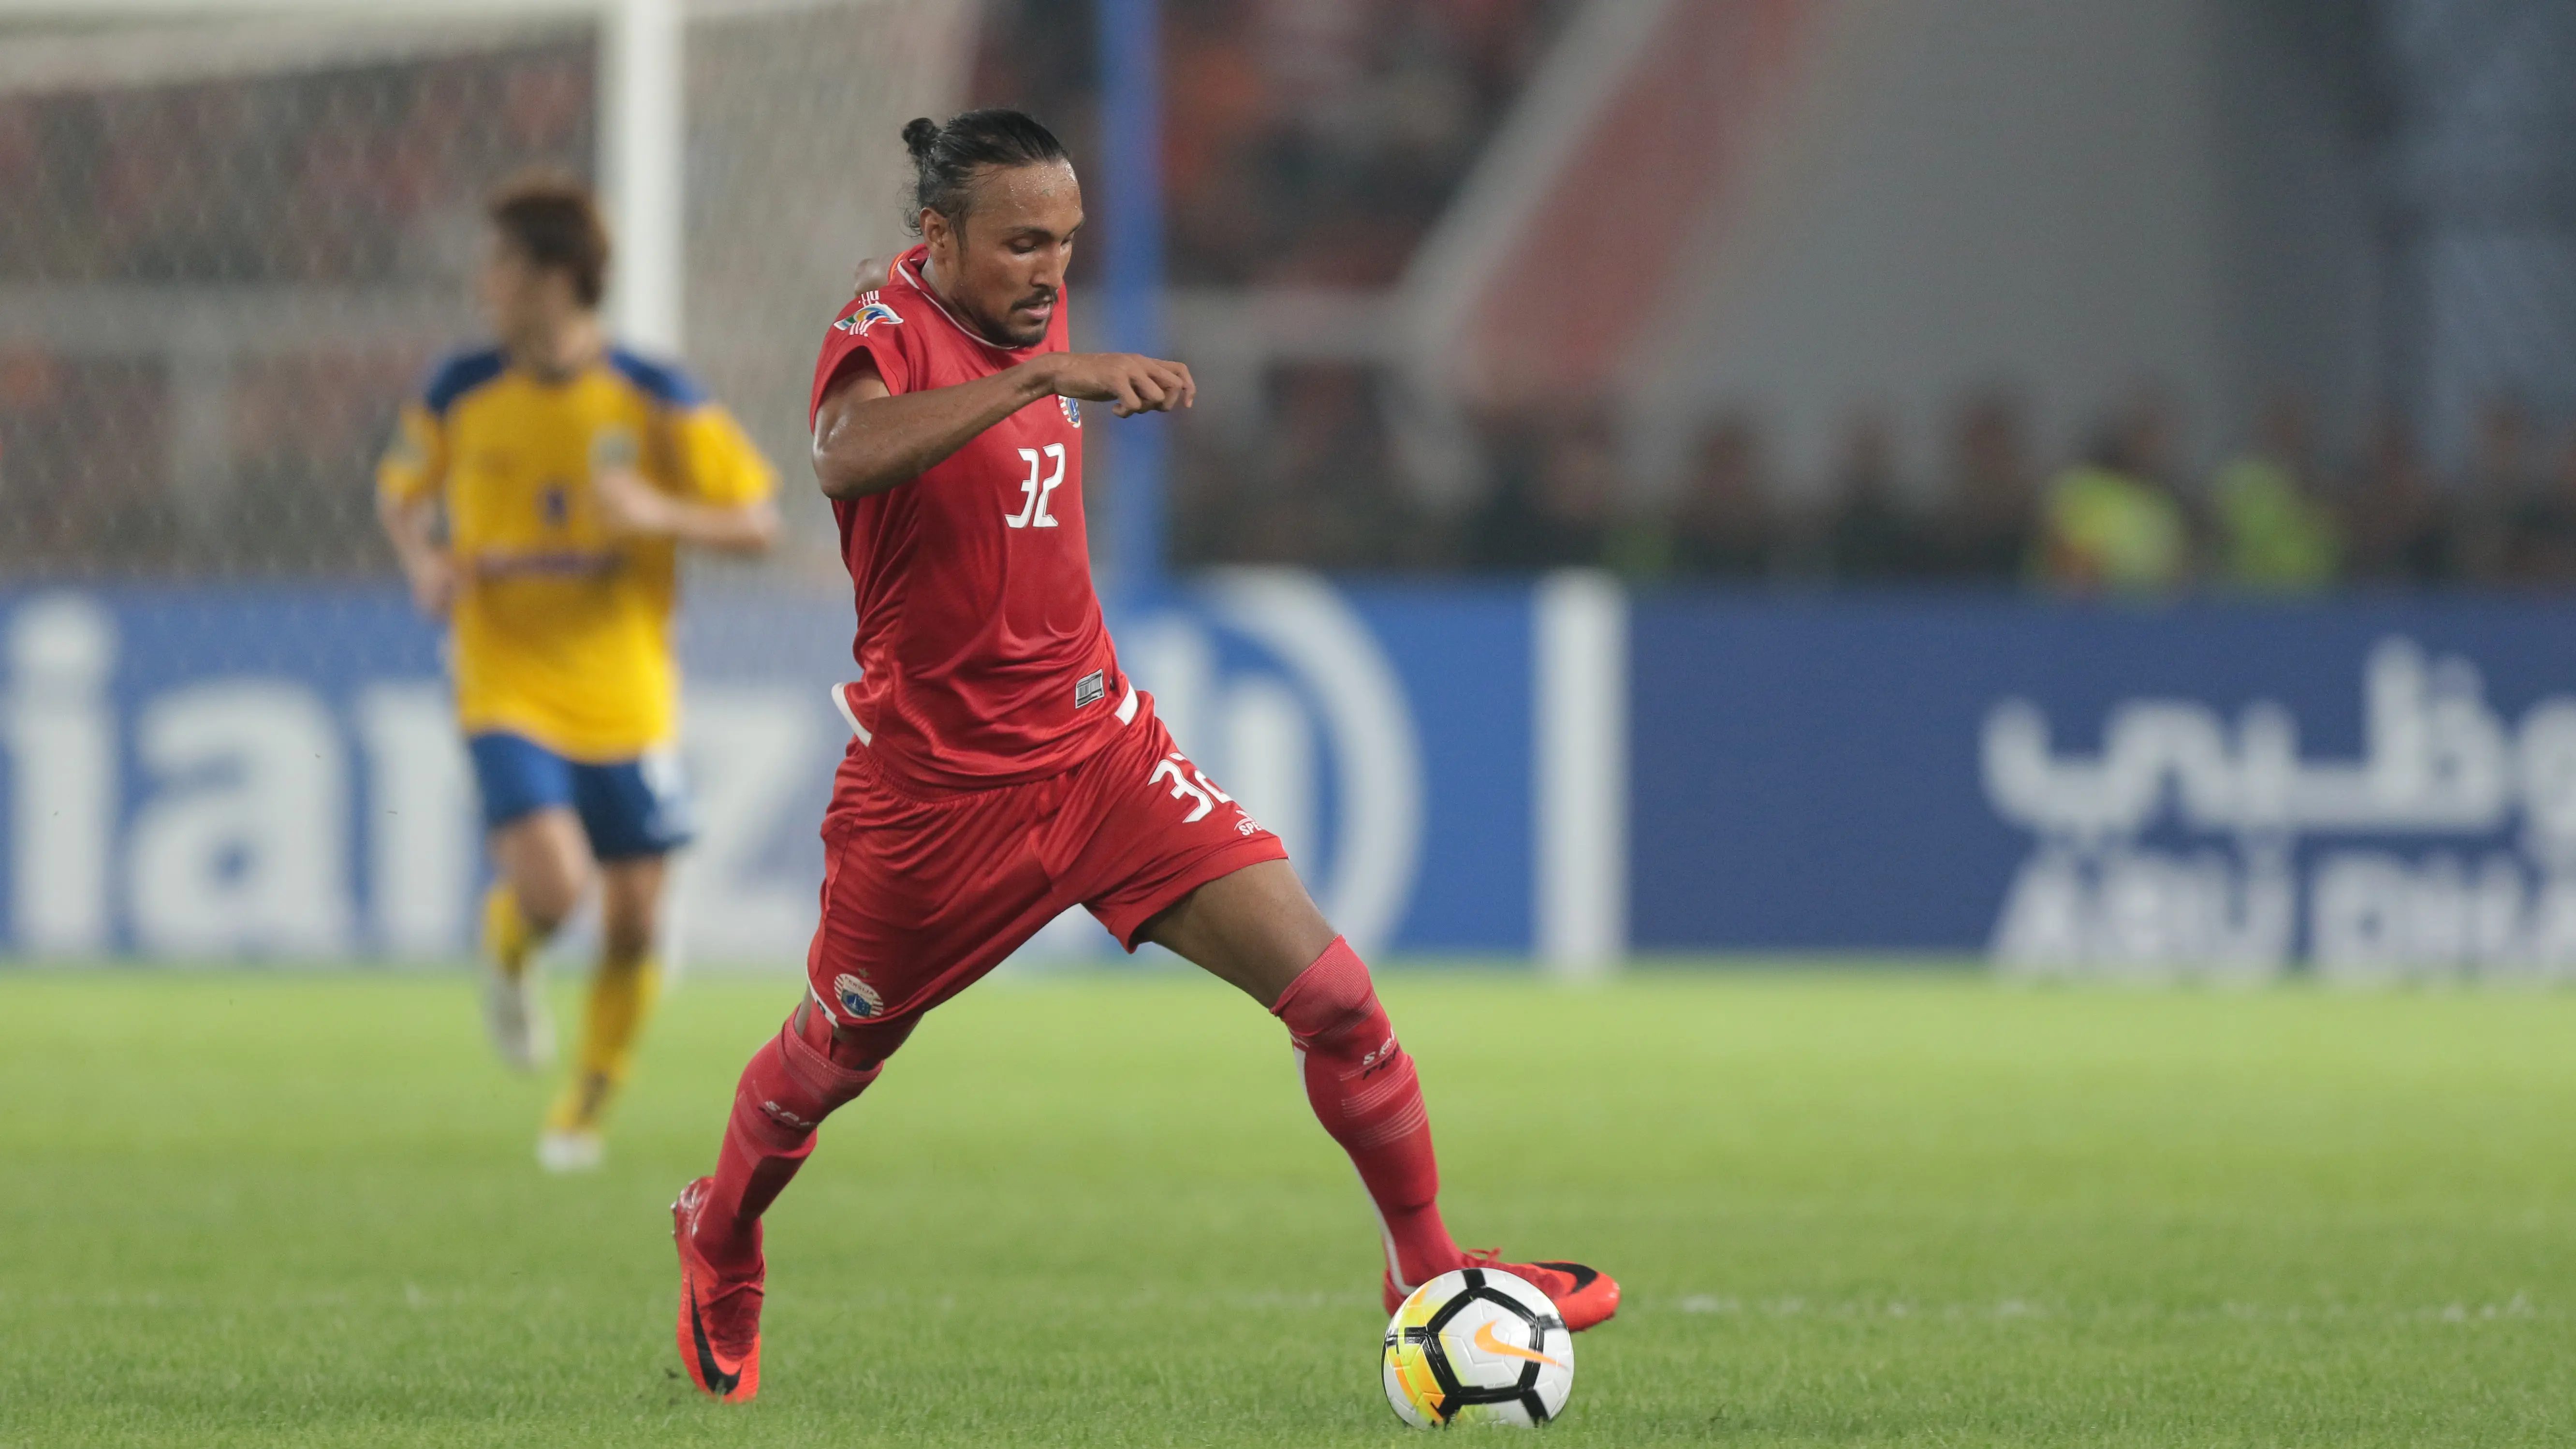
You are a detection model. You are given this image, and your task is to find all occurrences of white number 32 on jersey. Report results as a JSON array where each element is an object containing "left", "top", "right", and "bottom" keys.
[{"left": 1007, "top": 444, "right": 1066, "bottom": 528}]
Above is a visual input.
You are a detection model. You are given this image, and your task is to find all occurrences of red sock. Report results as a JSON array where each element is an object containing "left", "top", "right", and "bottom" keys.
[
  {"left": 1272, "top": 937, "right": 1462, "bottom": 1289},
  {"left": 694, "top": 1006, "right": 905, "bottom": 1277}
]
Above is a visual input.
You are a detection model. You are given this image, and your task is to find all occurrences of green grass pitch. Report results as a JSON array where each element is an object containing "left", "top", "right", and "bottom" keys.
[{"left": 2, "top": 966, "right": 2571, "bottom": 1446}]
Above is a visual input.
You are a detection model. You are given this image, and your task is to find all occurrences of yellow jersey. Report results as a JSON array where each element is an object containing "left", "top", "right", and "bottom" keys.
[{"left": 377, "top": 347, "right": 775, "bottom": 760}]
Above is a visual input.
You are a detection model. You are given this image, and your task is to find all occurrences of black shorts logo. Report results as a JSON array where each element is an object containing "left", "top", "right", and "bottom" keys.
[{"left": 1075, "top": 670, "right": 1107, "bottom": 710}]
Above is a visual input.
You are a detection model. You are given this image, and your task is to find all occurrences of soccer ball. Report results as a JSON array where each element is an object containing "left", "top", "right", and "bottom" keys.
[{"left": 1381, "top": 1267, "right": 1575, "bottom": 1427}]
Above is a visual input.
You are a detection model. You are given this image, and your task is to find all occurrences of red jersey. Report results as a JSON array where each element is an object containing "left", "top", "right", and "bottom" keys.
[{"left": 808, "top": 245, "right": 1128, "bottom": 789}]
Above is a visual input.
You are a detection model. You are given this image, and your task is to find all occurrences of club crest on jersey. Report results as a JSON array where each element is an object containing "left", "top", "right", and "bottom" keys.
[
  {"left": 1059, "top": 396, "right": 1082, "bottom": 427},
  {"left": 832, "top": 972, "right": 883, "bottom": 1019},
  {"left": 834, "top": 299, "right": 903, "bottom": 337}
]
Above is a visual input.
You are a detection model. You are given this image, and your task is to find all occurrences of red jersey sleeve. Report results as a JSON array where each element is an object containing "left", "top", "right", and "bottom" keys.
[{"left": 809, "top": 290, "right": 916, "bottom": 425}]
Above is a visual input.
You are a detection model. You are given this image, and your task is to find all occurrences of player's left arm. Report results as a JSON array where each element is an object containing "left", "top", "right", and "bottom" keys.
[{"left": 594, "top": 403, "right": 780, "bottom": 554}]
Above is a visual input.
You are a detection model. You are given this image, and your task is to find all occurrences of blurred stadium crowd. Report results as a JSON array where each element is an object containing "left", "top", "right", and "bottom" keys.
[
  {"left": 995, "top": 0, "right": 2576, "bottom": 593},
  {"left": 1174, "top": 379, "right": 2576, "bottom": 593},
  {"left": 985, "top": 0, "right": 1566, "bottom": 290},
  {"left": 3, "top": 1, "right": 2570, "bottom": 594}
]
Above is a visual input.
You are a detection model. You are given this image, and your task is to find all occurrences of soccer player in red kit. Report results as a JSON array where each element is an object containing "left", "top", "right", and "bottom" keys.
[{"left": 669, "top": 110, "right": 1619, "bottom": 1402}]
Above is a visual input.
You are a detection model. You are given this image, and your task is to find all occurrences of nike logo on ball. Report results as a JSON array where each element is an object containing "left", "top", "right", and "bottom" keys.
[{"left": 1472, "top": 1318, "right": 1566, "bottom": 1369}]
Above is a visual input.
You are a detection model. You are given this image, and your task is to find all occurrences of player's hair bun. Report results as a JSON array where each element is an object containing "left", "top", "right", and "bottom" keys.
[
  {"left": 902, "top": 117, "right": 941, "bottom": 164},
  {"left": 900, "top": 110, "right": 1070, "bottom": 236}
]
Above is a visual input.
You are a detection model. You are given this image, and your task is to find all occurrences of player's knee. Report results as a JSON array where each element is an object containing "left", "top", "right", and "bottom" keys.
[
  {"left": 496, "top": 813, "right": 590, "bottom": 929},
  {"left": 793, "top": 1000, "right": 917, "bottom": 1076},
  {"left": 1272, "top": 936, "right": 1379, "bottom": 1047},
  {"left": 733, "top": 1017, "right": 883, "bottom": 1149},
  {"left": 515, "top": 870, "right": 585, "bottom": 935}
]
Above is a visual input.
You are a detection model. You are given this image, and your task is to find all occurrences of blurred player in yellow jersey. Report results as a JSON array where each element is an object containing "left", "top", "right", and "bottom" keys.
[{"left": 376, "top": 176, "right": 778, "bottom": 1171}]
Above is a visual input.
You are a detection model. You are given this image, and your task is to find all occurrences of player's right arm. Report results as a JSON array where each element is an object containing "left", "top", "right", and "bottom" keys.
[
  {"left": 377, "top": 494, "right": 455, "bottom": 618},
  {"left": 375, "top": 394, "right": 457, "bottom": 618},
  {"left": 810, "top": 350, "right": 1195, "bottom": 501}
]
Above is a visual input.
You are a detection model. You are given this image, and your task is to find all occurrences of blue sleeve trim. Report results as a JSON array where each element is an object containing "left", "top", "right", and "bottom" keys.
[
  {"left": 607, "top": 347, "right": 710, "bottom": 408},
  {"left": 421, "top": 348, "right": 508, "bottom": 417}
]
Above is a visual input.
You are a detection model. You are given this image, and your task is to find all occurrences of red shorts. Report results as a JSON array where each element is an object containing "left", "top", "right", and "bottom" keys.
[{"left": 802, "top": 691, "right": 1288, "bottom": 1029}]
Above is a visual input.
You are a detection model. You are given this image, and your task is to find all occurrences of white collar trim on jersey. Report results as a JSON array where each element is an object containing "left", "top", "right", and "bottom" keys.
[{"left": 899, "top": 257, "right": 1030, "bottom": 361}]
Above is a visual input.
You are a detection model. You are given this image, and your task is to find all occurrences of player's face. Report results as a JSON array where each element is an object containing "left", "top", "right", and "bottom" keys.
[
  {"left": 476, "top": 235, "right": 577, "bottom": 349},
  {"left": 924, "top": 161, "right": 1083, "bottom": 350}
]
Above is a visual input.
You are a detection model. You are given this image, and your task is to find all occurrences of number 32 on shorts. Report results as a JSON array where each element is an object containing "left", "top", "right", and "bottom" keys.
[{"left": 1149, "top": 751, "right": 1232, "bottom": 824}]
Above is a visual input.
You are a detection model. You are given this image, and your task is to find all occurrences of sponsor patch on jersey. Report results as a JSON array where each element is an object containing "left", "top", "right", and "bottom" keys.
[
  {"left": 832, "top": 972, "right": 883, "bottom": 1020},
  {"left": 1074, "top": 669, "right": 1107, "bottom": 710},
  {"left": 588, "top": 425, "right": 639, "bottom": 471},
  {"left": 834, "top": 299, "right": 903, "bottom": 337},
  {"left": 1059, "top": 396, "right": 1082, "bottom": 427},
  {"left": 470, "top": 548, "right": 620, "bottom": 580}
]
